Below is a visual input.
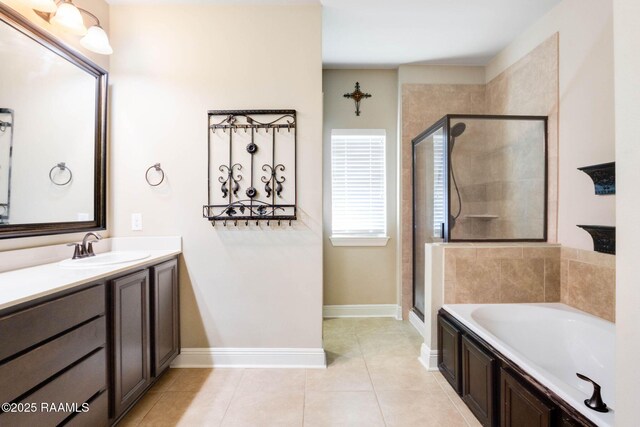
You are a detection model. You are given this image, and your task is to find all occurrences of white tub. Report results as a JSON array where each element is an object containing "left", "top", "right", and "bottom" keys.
[{"left": 442, "top": 303, "right": 615, "bottom": 427}]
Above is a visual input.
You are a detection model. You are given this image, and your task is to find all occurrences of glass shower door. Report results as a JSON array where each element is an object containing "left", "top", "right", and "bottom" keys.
[{"left": 412, "top": 120, "right": 447, "bottom": 318}]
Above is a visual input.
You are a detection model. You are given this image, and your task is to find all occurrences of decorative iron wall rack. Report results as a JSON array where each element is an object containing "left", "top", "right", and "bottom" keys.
[{"left": 204, "top": 110, "right": 297, "bottom": 226}]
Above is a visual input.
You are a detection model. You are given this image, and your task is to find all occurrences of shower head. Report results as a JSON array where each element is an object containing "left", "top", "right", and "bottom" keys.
[{"left": 450, "top": 122, "right": 466, "bottom": 138}]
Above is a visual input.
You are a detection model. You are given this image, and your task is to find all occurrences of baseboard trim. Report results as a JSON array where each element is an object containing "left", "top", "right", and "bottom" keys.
[
  {"left": 408, "top": 310, "right": 425, "bottom": 337},
  {"left": 419, "top": 343, "right": 439, "bottom": 371},
  {"left": 323, "top": 304, "right": 401, "bottom": 318},
  {"left": 171, "top": 347, "right": 326, "bottom": 369}
]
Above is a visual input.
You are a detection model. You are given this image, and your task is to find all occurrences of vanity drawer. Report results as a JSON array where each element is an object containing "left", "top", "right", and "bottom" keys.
[
  {"left": 62, "top": 390, "right": 108, "bottom": 427},
  {"left": 0, "top": 316, "right": 106, "bottom": 404},
  {"left": 0, "top": 348, "right": 106, "bottom": 427},
  {"left": 0, "top": 284, "right": 105, "bottom": 361}
]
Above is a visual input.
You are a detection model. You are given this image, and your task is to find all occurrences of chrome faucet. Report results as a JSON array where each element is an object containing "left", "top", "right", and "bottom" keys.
[{"left": 68, "top": 232, "right": 102, "bottom": 259}]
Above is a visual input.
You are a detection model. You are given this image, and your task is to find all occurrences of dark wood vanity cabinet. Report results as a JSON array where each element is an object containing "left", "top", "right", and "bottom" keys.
[
  {"left": 109, "top": 258, "right": 180, "bottom": 422},
  {"left": 0, "top": 283, "right": 108, "bottom": 427},
  {"left": 437, "top": 310, "right": 594, "bottom": 427},
  {"left": 437, "top": 315, "right": 461, "bottom": 393},
  {"left": 151, "top": 259, "right": 180, "bottom": 376},
  {"left": 462, "top": 335, "right": 497, "bottom": 426},
  {"left": 111, "top": 270, "right": 152, "bottom": 418},
  {"left": 501, "top": 368, "right": 552, "bottom": 427},
  {"left": 0, "top": 257, "right": 180, "bottom": 426}
]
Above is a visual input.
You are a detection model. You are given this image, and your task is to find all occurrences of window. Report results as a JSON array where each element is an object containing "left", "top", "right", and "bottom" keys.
[
  {"left": 432, "top": 132, "right": 445, "bottom": 238},
  {"left": 331, "top": 129, "right": 388, "bottom": 246}
]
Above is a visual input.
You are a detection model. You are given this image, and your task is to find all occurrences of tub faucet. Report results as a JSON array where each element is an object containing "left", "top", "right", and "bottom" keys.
[
  {"left": 67, "top": 232, "right": 102, "bottom": 259},
  {"left": 576, "top": 373, "right": 608, "bottom": 413}
]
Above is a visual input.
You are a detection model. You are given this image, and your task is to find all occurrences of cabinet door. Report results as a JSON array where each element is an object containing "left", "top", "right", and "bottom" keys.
[
  {"left": 151, "top": 259, "right": 180, "bottom": 376},
  {"left": 111, "top": 270, "right": 151, "bottom": 418},
  {"left": 501, "top": 368, "right": 553, "bottom": 427},
  {"left": 462, "top": 335, "right": 496, "bottom": 427},
  {"left": 437, "top": 314, "right": 462, "bottom": 393}
]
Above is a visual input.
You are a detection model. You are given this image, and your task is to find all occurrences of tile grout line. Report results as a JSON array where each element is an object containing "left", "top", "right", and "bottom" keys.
[
  {"left": 355, "top": 331, "right": 388, "bottom": 427},
  {"left": 218, "top": 368, "right": 246, "bottom": 427},
  {"left": 302, "top": 368, "right": 307, "bottom": 427},
  {"left": 136, "top": 370, "right": 181, "bottom": 426},
  {"left": 433, "top": 378, "right": 475, "bottom": 427},
  {"left": 136, "top": 391, "right": 165, "bottom": 427}
]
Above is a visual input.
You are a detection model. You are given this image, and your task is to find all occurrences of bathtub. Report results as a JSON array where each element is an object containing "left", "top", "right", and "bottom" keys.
[{"left": 442, "top": 303, "right": 615, "bottom": 427}]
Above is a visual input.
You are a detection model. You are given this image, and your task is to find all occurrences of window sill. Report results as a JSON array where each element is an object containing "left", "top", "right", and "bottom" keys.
[{"left": 330, "top": 236, "right": 390, "bottom": 247}]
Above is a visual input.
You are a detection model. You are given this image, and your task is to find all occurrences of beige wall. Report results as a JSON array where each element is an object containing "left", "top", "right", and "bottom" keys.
[
  {"left": 322, "top": 69, "right": 397, "bottom": 306},
  {"left": 614, "top": 0, "right": 640, "bottom": 423},
  {"left": 109, "top": 4, "right": 323, "bottom": 349},
  {"left": 487, "top": 0, "right": 615, "bottom": 251},
  {"left": 0, "top": 0, "right": 110, "bottom": 252}
]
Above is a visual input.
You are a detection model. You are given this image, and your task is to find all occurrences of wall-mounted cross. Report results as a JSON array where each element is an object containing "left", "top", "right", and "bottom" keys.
[{"left": 343, "top": 82, "right": 372, "bottom": 116}]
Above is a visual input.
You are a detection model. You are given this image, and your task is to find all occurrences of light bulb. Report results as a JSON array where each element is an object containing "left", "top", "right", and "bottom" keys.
[
  {"left": 51, "top": 1, "right": 87, "bottom": 36},
  {"left": 80, "top": 25, "right": 113, "bottom": 55},
  {"left": 29, "top": 0, "right": 57, "bottom": 13}
]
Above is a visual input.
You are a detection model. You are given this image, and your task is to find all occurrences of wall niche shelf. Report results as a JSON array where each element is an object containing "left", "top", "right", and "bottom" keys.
[
  {"left": 463, "top": 214, "right": 499, "bottom": 220},
  {"left": 578, "top": 162, "right": 615, "bottom": 195},
  {"left": 577, "top": 225, "right": 615, "bottom": 255},
  {"left": 203, "top": 110, "right": 297, "bottom": 226}
]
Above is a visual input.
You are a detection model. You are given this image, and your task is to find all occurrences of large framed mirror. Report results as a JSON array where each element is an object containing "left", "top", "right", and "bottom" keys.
[{"left": 0, "top": 4, "right": 107, "bottom": 239}]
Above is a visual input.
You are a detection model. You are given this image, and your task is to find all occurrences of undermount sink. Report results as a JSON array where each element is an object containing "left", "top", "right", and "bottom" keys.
[{"left": 59, "top": 251, "right": 150, "bottom": 268}]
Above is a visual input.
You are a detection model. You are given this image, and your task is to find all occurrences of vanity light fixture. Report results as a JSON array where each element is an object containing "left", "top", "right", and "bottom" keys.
[
  {"left": 29, "top": 0, "right": 57, "bottom": 13},
  {"left": 30, "top": 0, "right": 113, "bottom": 55},
  {"left": 50, "top": 0, "right": 86, "bottom": 35}
]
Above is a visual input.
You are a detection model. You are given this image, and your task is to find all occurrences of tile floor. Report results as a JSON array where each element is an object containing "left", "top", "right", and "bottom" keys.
[{"left": 119, "top": 318, "right": 481, "bottom": 426}]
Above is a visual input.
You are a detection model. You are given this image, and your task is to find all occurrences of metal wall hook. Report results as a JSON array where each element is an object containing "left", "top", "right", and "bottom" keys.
[
  {"left": 145, "top": 163, "right": 165, "bottom": 186},
  {"left": 49, "top": 162, "right": 72, "bottom": 186}
]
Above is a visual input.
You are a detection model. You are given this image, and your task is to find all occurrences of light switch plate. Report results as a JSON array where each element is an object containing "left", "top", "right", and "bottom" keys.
[{"left": 131, "top": 213, "right": 143, "bottom": 231}]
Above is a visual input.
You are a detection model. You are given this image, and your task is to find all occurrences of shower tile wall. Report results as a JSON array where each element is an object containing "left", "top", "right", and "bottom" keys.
[
  {"left": 401, "top": 84, "right": 486, "bottom": 317},
  {"left": 485, "top": 34, "right": 559, "bottom": 242},
  {"left": 401, "top": 34, "right": 559, "bottom": 316}
]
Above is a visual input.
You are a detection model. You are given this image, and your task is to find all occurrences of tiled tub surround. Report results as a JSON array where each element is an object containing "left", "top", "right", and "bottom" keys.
[
  {"left": 443, "top": 244, "right": 560, "bottom": 304},
  {"left": 420, "top": 243, "right": 616, "bottom": 371},
  {"left": 438, "top": 243, "right": 615, "bottom": 321},
  {"left": 560, "top": 246, "right": 616, "bottom": 322}
]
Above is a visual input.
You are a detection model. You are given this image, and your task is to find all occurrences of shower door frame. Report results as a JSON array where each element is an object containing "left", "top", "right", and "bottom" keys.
[
  {"left": 442, "top": 114, "right": 549, "bottom": 243},
  {"left": 411, "top": 114, "right": 548, "bottom": 318},
  {"left": 411, "top": 116, "right": 449, "bottom": 320}
]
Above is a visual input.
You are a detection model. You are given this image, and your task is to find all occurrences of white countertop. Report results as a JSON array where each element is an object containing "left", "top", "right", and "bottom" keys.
[{"left": 0, "top": 237, "right": 181, "bottom": 311}]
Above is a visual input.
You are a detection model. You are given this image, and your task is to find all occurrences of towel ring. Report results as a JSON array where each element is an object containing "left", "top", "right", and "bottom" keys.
[
  {"left": 145, "top": 163, "right": 165, "bottom": 186},
  {"left": 49, "top": 162, "right": 72, "bottom": 186}
]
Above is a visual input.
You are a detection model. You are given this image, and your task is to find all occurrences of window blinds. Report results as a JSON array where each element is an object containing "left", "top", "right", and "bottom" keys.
[
  {"left": 331, "top": 130, "right": 387, "bottom": 236},
  {"left": 433, "top": 134, "right": 445, "bottom": 238}
]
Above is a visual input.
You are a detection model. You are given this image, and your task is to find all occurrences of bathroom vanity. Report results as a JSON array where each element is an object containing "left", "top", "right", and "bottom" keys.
[{"left": 0, "top": 251, "right": 180, "bottom": 426}]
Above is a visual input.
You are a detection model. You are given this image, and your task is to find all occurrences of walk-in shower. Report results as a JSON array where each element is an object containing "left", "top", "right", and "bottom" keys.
[{"left": 411, "top": 114, "right": 547, "bottom": 317}]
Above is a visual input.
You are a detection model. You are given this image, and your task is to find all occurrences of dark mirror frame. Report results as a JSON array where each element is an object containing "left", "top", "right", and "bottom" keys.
[{"left": 0, "top": 3, "right": 107, "bottom": 239}]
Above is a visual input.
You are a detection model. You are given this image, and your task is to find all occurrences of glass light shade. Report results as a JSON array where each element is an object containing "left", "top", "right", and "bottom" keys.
[
  {"left": 30, "top": 0, "right": 57, "bottom": 13},
  {"left": 51, "top": 2, "right": 87, "bottom": 36},
  {"left": 80, "top": 26, "right": 113, "bottom": 55}
]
